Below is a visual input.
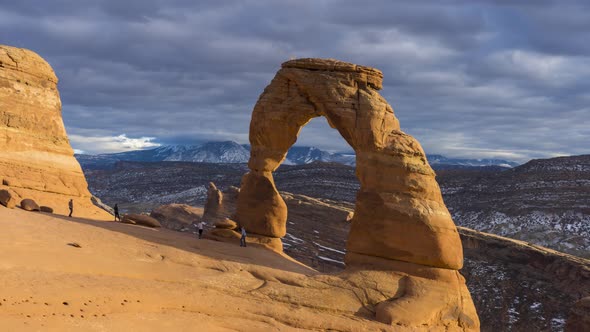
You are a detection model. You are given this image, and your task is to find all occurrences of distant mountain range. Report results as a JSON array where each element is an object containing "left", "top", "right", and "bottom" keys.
[
  {"left": 76, "top": 141, "right": 250, "bottom": 170},
  {"left": 75, "top": 140, "right": 519, "bottom": 170}
]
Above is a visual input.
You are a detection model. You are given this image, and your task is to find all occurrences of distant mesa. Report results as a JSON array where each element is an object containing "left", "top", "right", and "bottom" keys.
[
  {"left": 0, "top": 44, "right": 111, "bottom": 220},
  {"left": 205, "top": 58, "right": 479, "bottom": 329}
]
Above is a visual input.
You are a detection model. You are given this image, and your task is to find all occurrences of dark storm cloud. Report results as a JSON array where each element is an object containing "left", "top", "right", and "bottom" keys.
[{"left": 0, "top": 0, "right": 588, "bottom": 161}]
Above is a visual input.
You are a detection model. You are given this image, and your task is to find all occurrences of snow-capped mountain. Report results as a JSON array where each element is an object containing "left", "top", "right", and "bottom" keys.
[
  {"left": 76, "top": 140, "right": 518, "bottom": 170},
  {"left": 76, "top": 141, "right": 250, "bottom": 169},
  {"left": 283, "top": 147, "right": 356, "bottom": 166},
  {"left": 162, "top": 141, "right": 250, "bottom": 163},
  {"left": 428, "top": 154, "right": 520, "bottom": 168},
  {"left": 283, "top": 146, "right": 333, "bottom": 165}
]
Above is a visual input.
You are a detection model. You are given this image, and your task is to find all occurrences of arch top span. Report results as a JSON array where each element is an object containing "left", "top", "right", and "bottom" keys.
[{"left": 281, "top": 58, "right": 384, "bottom": 90}]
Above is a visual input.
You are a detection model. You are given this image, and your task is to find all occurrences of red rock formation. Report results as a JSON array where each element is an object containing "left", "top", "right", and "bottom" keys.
[
  {"left": 0, "top": 45, "right": 111, "bottom": 220},
  {"left": 230, "top": 58, "right": 479, "bottom": 329}
]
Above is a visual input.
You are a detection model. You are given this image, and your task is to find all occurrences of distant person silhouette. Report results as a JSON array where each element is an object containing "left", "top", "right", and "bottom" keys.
[
  {"left": 114, "top": 204, "right": 121, "bottom": 221},
  {"left": 240, "top": 226, "right": 247, "bottom": 247},
  {"left": 197, "top": 220, "right": 205, "bottom": 239},
  {"left": 68, "top": 199, "right": 73, "bottom": 217}
]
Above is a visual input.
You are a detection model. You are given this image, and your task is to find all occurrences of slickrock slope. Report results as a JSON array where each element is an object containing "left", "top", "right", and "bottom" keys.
[
  {"left": 211, "top": 58, "right": 479, "bottom": 330},
  {"left": 0, "top": 45, "right": 110, "bottom": 220},
  {"left": 0, "top": 206, "right": 470, "bottom": 332}
]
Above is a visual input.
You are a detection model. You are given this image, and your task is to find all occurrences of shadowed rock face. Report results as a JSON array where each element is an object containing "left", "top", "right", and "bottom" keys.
[
  {"left": 567, "top": 297, "right": 590, "bottom": 331},
  {"left": 0, "top": 45, "right": 111, "bottom": 220},
  {"left": 232, "top": 58, "right": 479, "bottom": 329}
]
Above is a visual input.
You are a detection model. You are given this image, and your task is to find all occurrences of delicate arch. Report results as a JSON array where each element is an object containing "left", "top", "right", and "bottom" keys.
[{"left": 235, "top": 58, "right": 463, "bottom": 270}]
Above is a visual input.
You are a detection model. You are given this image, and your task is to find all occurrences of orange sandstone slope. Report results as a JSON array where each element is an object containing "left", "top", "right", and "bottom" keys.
[
  {"left": 0, "top": 45, "right": 111, "bottom": 220},
  {"left": 0, "top": 206, "right": 439, "bottom": 332}
]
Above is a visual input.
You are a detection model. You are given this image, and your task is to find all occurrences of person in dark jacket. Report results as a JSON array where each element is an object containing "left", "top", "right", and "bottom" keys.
[
  {"left": 240, "top": 225, "right": 247, "bottom": 247},
  {"left": 114, "top": 204, "right": 121, "bottom": 221},
  {"left": 68, "top": 199, "right": 73, "bottom": 217}
]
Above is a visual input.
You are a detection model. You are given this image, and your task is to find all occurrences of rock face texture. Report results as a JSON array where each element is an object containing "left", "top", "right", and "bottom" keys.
[
  {"left": 202, "top": 182, "right": 225, "bottom": 223},
  {"left": 122, "top": 214, "right": 161, "bottom": 228},
  {"left": 567, "top": 297, "right": 590, "bottom": 331},
  {"left": 150, "top": 204, "right": 203, "bottom": 231},
  {"left": 232, "top": 58, "right": 479, "bottom": 329},
  {"left": 0, "top": 45, "right": 110, "bottom": 220}
]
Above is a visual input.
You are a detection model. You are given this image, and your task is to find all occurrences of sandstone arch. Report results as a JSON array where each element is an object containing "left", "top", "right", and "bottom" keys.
[
  {"left": 235, "top": 58, "right": 462, "bottom": 269},
  {"left": 231, "top": 59, "right": 479, "bottom": 329}
]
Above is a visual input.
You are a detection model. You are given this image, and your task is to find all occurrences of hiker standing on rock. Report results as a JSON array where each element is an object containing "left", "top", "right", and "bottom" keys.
[
  {"left": 240, "top": 225, "right": 247, "bottom": 247},
  {"left": 68, "top": 199, "right": 73, "bottom": 217},
  {"left": 197, "top": 220, "right": 205, "bottom": 239},
  {"left": 114, "top": 203, "right": 121, "bottom": 221}
]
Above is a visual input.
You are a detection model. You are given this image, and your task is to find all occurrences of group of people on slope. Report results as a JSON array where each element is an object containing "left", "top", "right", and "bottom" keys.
[{"left": 109, "top": 203, "right": 248, "bottom": 247}]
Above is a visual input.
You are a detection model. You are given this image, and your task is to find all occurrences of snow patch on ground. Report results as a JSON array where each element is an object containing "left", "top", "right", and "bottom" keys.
[
  {"left": 313, "top": 242, "right": 346, "bottom": 255},
  {"left": 317, "top": 256, "right": 345, "bottom": 265}
]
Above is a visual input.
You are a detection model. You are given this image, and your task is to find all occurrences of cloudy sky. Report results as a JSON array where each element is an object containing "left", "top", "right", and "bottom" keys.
[{"left": 1, "top": 1, "right": 589, "bottom": 162}]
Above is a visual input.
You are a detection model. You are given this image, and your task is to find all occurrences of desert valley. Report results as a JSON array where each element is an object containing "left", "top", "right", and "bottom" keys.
[{"left": 2, "top": 9, "right": 590, "bottom": 331}]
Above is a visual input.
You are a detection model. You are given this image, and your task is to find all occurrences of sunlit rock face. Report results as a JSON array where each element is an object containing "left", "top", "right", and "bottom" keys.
[
  {"left": 0, "top": 44, "right": 110, "bottom": 220},
  {"left": 227, "top": 58, "right": 480, "bottom": 329}
]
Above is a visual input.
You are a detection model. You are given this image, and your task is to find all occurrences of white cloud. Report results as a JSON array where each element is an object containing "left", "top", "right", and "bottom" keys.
[
  {"left": 344, "top": 28, "right": 457, "bottom": 65},
  {"left": 485, "top": 50, "right": 590, "bottom": 86},
  {"left": 69, "top": 134, "right": 161, "bottom": 154}
]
